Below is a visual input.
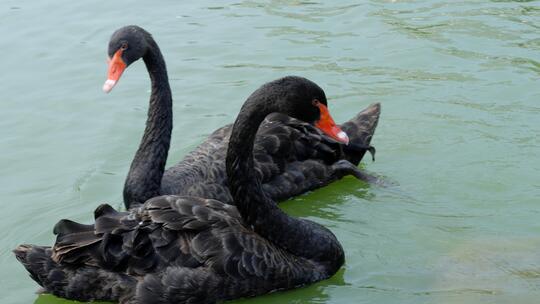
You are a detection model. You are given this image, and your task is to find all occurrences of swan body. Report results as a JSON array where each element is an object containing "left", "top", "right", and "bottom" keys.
[
  {"left": 15, "top": 195, "right": 341, "bottom": 303},
  {"left": 103, "top": 26, "right": 380, "bottom": 209},
  {"left": 158, "top": 105, "right": 380, "bottom": 205}
]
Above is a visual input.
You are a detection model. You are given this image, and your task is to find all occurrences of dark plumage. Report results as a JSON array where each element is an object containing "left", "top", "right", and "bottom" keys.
[
  {"left": 107, "top": 25, "right": 380, "bottom": 209},
  {"left": 15, "top": 69, "right": 350, "bottom": 304}
]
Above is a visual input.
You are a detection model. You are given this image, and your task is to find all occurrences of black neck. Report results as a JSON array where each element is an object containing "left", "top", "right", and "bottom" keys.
[
  {"left": 123, "top": 40, "right": 172, "bottom": 207},
  {"left": 226, "top": 94, "right": 344, "bottom": 274}
]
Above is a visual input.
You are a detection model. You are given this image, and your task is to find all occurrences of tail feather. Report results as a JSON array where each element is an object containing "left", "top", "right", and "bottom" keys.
[
  {"left": 52, "top": 219, "right": 100, "bottom": 264},
  {"left": 14, "top": 244, "right": 136, "bottom": 303},
  {"left": 340, "top": 103, "right": 381, "bottom": 165},
  {"left": 51, "top": 204, "right": 132, "bottom": 266},
  {"left": 14, "top": 245, "right": 57, "bottom": 289}
]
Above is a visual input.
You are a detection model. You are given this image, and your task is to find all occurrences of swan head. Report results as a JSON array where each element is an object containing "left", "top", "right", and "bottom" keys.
[
  {"left": 251, "top": 76, "right": 349, "bottom": 145},
  {"left": 103, "top": 25, "right": 152, "bottom": 93}
]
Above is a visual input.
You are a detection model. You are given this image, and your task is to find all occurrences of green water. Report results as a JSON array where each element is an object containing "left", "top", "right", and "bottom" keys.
[{"left": 1, "top": 0, "right": 539, "bottom": 303}]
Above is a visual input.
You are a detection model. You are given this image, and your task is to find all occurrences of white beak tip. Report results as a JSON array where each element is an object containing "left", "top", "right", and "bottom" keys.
[
  {"left": 337, "top": 130, "right": 349, "bottom": 145},
  {"left": 102, "top": 79, "right": 116, "bottom": 93}
]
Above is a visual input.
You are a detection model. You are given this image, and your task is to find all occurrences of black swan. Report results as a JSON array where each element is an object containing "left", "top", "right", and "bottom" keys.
[
  {"left": 15, "top": 76, "right": 350, "bottom": 304},
  {"left": 102, "top": 26, "right": 380, "bottom": 209}
]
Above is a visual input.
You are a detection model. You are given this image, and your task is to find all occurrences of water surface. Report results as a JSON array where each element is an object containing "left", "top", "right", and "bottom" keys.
[{"left": 1, "top": 1, "right": 539, "bottom": 303}]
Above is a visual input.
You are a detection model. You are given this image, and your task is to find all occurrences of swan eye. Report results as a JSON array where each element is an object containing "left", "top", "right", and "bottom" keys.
[
  {"left": 120, "top": 42, "right": 128, "bottom": 51},
  {"left": 312, "top": 99, "right": 320, "bottom": 107}
]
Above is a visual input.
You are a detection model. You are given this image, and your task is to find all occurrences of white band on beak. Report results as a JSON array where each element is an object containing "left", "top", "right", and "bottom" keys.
[
  {"left": 102, "top": 79, "right": 117, "bottom": 93},
  {"left": 337, "top": 130, "right": 349, "bottom": 145}
]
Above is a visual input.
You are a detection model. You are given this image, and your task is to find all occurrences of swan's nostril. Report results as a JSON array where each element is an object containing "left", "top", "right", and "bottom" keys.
[{"left": 103, "top": 79, "right": 117, "bottom": 93}]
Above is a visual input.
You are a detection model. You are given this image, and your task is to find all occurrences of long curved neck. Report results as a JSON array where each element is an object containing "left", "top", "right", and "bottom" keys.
[
  {"left": 123, "top": 40, "right": 172, "bottom": 208},
  {"left": 226, "top": 97, "right": 344, "bottom": 275}
]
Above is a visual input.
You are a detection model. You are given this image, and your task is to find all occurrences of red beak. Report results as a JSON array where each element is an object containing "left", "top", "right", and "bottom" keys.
[
  {"left": 314, "top": 102, "right": 349, "bottom": 145},
  {"left": 103, "top": 49, "right": 127, "bottom": 93}
]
